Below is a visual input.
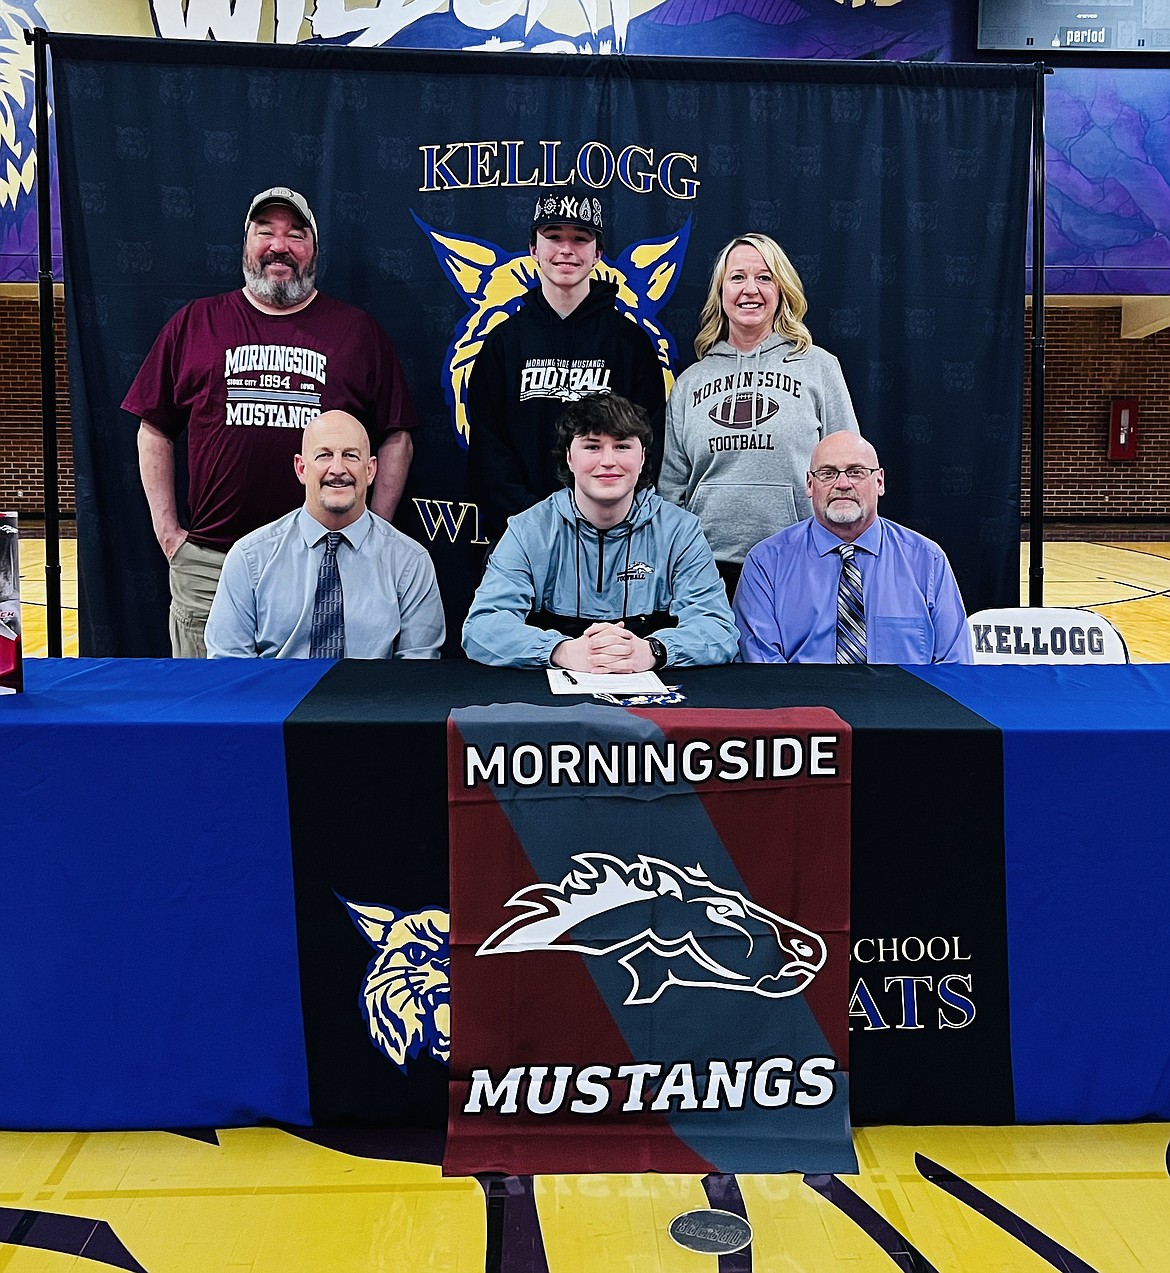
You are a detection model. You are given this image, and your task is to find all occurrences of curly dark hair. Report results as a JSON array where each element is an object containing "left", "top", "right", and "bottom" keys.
[{"left": 553, "top": 394, "right": 654, "bottom": 491}]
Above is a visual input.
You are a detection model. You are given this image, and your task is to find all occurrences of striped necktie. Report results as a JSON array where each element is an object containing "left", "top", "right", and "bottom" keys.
[
  {"left": 835, "top": 543, "right": 866, "bottom": 665},
  {"left": 309, "top": 531, "right": 346, "bottom": 659}
]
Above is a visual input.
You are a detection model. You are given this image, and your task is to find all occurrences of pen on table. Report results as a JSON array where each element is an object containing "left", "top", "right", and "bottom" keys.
[{"left": 562, "top": 670, "right": 578, "bottom": 685}]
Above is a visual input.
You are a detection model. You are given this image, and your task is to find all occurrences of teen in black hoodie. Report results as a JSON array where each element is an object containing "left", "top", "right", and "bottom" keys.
[{"left": 467, "top": 189, "right": 665, "bottom": 540}]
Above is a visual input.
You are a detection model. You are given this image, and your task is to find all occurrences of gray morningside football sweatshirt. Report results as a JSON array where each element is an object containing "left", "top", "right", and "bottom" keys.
[{"left": 659, "top": 334, "right": 859, "bottom": 564}]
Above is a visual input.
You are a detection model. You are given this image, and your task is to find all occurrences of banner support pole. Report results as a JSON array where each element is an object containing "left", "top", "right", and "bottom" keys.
[
  {"left": 24, "top": 26, "right": 63, "bottom": 657},
  {"left": 1028, "top": 63, "right": 1051, "bottom": 608}
]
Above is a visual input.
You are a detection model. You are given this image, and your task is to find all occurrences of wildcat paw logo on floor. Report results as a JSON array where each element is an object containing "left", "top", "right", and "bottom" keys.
[
  {"left": 478, "top": 853, "right": 827, "bottom": 1005},
  {"left": 340, "top": 897, "right": 450, "bottom": 1069},
  {"left": 416, "top": 213, "right": 689, "bottom": 446}
]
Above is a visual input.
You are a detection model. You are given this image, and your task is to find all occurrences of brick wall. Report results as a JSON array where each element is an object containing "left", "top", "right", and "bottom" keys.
[
  {"left": 1, "top": 297, "right": 1167, "bottom": 529},
  {"left": 1023, "top": 307, "right": 1170, "bottom": 525},
  {"left": 0, "top": 296, "right": 73, "bottom": 518}
]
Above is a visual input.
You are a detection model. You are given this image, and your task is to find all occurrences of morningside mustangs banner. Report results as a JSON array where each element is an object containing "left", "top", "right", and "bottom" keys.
[{"left": 445, "top": 703, "right": 855, "bottom": 1176}]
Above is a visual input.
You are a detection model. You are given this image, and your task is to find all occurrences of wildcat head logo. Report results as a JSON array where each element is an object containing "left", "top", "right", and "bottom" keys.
[
  {"left": 416, "top": 212, "right": 688, "bottom": 447},
  {"left": 340, "top": 897, "right": 450, "bottom": 1069},
  {"left": 478, "top": 853, "right": 826, "bottom": 1005}
]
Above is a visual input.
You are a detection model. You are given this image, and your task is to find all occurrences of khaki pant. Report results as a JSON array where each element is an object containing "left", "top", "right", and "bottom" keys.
[{"left": 168, "top": 540, "right": 227, "bottom": 658}]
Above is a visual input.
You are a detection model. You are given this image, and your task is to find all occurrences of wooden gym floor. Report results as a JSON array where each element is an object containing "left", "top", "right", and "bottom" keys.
[
  {"left": 16, "top": 538, "right": 1170, "bottom": 662},
  {"left": 6, "top": 538, "right": 1170, "bottom": 1271}
]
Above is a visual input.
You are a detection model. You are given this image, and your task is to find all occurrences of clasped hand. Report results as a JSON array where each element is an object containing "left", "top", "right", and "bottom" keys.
[{"left": 552, "top": 622, "right": 655, "bottom": 675}]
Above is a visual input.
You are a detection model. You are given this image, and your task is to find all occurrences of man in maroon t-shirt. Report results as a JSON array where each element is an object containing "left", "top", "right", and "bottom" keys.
[{"left": 123, "top": 186, "right": 417, "bottom": 657}]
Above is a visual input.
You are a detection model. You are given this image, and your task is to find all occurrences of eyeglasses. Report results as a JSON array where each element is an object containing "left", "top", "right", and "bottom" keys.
[{"left": 808, "top": 466, "right": 880, "bottom": 484}]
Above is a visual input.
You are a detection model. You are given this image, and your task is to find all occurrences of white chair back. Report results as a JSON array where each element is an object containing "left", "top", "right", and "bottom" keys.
[{"left": 968, "top": 607, "right": 1129, "bottom": 665}]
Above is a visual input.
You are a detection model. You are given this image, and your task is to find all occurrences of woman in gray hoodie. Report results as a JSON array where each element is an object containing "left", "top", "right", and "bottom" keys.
[{"left": 659, "top": 234, "right": 858, "bottom": 596}]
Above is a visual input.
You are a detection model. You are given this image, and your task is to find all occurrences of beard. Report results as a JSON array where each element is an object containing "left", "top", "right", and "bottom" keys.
[
  {"left": 823, "top": 497, "right": 864, "bottom": 526},
  {"left": 242, "top": 249, "right": 318, "bottom": 308}
]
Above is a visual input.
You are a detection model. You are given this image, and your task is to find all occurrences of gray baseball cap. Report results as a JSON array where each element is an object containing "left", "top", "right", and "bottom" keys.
[{"left": 245, "top": 187, "right": 318, "bottom": 243}]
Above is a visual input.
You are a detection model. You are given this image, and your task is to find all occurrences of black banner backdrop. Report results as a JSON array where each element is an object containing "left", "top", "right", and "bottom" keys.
[{"left": 49, "top": 37, "right": 1036, "bottom": 656}]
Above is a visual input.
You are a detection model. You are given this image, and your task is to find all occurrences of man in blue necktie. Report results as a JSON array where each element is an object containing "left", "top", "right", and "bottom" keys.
[
  {"left": 206, "top": 411, "right": 444, "bottom": 659},
  {"left": 733, "top": 432, "right": 972, "bottom": 665}
]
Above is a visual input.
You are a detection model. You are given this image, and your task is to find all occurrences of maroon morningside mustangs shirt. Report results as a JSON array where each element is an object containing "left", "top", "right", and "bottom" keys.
[{"left": 123, "top": 289, "right": 417, "bottom": 551}]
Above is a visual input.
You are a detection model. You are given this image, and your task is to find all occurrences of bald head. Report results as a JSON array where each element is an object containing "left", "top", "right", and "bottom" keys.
[
  {"left": 295, "top": 411, "right": 377, "bottom": 530},
  {"left": 302, "top": 410, "right": 370, "bottom": 461},
  {"left": 806, "top": 432, "right": 884, "bottom": 542},
  {"left": 810, "top": 431, "right": 879, "bottom": 473}
]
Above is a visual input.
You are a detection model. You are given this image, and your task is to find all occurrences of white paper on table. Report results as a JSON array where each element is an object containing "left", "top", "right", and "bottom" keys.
[{"left": 546, "top": 668, "right": 668, "bottom": 695}]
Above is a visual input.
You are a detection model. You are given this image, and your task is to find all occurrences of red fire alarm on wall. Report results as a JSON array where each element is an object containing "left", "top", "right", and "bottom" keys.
[{"left": 1108, "top": 397, "right": 1139, "bottom": 461}]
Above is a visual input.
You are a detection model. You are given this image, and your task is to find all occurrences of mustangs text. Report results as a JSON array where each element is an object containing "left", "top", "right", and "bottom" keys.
[{"left": 463, "top": 1055, "right": 838, "bottom": 1116}]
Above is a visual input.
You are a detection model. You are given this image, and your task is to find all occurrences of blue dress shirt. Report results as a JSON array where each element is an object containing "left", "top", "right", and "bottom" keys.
[
  {"left": 206, "top": 507, "right": 444, "bottom": 659},
  {"left": 733, "top": 516, "right": 973, "bottom": 664}
]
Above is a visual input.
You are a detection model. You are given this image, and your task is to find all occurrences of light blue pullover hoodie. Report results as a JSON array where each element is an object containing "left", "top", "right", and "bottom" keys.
[{"left": 462, "top": 487, "right": 739, "bottom": 668}]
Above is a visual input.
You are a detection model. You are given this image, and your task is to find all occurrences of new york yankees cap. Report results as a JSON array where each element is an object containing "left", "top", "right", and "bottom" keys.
[{"left": 531, "top": 187, "right": 605, "bottom": 250}]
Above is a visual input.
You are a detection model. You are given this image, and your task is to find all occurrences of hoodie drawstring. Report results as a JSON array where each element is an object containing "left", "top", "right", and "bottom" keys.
[
  {"left": 568, "top": 488, "right": 647, "bottom": 619},
  {"left": 734, "top": 344, "right": 763, "bottom": 432},
  {"left": 622, "top": 530, "right": 632, "bottom": 619},
  {"left": 574, "top": 518, "right": 582, "bottom": 619}
]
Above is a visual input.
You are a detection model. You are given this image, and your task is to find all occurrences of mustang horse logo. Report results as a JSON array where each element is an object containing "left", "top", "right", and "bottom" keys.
[
  {"left": 416, "top": 212, "right": 688, "bottom": 446},
  {"left": 478, "top": 853, "right": 826, "bottom": 1005},
  {"left": 340, "top": 897, "right": 451, "bottom": 1069}
]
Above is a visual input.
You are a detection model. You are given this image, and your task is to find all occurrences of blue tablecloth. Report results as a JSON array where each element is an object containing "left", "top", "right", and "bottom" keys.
[
  {"left": 3, "top": 659, "right": 1169, "bottom": 1130},
  {"left": 912, "top": 665, "right": 1170, "bottom": 1122},
  {"left": 0, "top": 659, "right": 328, "bottom": 1128}
]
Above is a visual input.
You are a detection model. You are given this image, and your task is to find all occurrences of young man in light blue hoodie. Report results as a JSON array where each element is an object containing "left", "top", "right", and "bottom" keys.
[{"left": 462, "top": 394, "right": 738, "bottom": 672}]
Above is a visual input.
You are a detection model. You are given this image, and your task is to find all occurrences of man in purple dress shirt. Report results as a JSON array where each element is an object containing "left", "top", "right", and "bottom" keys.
[{"left": 733, "top": 432, "right": 973, "bottom": 664}]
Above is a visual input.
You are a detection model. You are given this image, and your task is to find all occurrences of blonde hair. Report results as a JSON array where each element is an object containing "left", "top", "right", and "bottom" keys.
[{"left": 694, "top": 233, "right": 812, "bottom": 360}]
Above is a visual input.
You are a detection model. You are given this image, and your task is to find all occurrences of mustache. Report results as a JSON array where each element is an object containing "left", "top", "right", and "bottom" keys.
[{"left": 260, "top": 251, "right": 299, "bottom": 269}]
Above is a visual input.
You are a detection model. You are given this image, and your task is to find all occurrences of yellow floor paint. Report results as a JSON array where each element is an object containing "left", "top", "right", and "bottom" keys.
[
  {"left": 536, "top": 1173, "right": 714, "bottom": 1273},
  {"left": 1, "top": 1126, "right": 1168, "bottom": 1269},
  {"left": 734, "top": 1172, "right": 877, "bottom": 1269},
  {"left": 0, "top": 1129, "right": 485, "bottom": 1273},
  {"left": 848, "top": 1125, "right": 1170, "bottom": 1271}
]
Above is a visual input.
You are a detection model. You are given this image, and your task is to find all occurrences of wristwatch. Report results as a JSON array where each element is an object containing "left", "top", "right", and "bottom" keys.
[{"left": 647, "top": 637, "right": 668, "bottom": 670}]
